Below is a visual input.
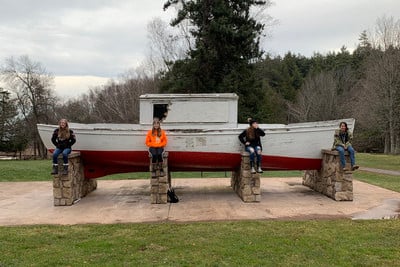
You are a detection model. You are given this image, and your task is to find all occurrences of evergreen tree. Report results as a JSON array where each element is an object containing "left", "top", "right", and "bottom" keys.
[
  {"left": 162, "top": 0, "right": 268, "bottom": 122},
  {"left": 0, "top": 89, "right": 28, "bottom": 154}
]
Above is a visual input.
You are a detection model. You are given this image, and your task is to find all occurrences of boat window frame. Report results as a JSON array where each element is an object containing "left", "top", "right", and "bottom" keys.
[{"left": 153, "top": 103, "right": 169, "bottom": 121}]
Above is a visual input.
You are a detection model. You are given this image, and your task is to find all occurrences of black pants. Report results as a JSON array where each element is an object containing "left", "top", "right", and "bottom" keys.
[{"left": 149, "top": 147, "right": 164, "bottom": 163}]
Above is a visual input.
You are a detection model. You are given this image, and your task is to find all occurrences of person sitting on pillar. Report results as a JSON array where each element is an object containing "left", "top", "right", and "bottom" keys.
[
  {"left": 145, "top": 118, "right": 168, "bottom": 178},
  {"left": 238, "top": 118, "right": 266, "bottom": 174},
  {"left": 51, "top": 119, "right": 76, "bottom": 175},
  {"left": 333, "top": 121, "right": 359, "bottom": 171}
]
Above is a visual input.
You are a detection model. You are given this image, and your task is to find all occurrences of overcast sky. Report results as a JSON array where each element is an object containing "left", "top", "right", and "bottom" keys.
[{"left": 0, "top": 0, "right": 399, "bottom": 98}]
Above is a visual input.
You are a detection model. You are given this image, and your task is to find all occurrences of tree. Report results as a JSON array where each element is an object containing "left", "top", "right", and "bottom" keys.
[
  {"left": 288, "top": 71, "right": 339, "bottom": 122},
  {"left": 146, "top": 17, "right": 193, "bottom": 75},
  {"left": 0, "top": 55, "right": 57, "bottom": 158},
  {"left": 162, "top": 0, "right": 271, "bottom": 122},
  {"left": 0, "top": 88, "right": 18, "bottom": 151},
  {"left": 57, "top": 68, "right": 159, "bottom": 124},
  {"left": 356, "top": 16, "right": 400, "bottom": 154}
]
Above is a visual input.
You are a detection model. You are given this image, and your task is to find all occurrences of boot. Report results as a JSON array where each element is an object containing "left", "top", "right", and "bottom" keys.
[
  {"left": 51, "top": 164, "right": 58, "bottom": 175},
  {"left": 159, "top": 162, "right": 165, "bottom": 177},
  {"left": 62, "top": 164, "right": 68, "bottom": 175},
  {"left": 151, "top": 163, "right": 158, "bottom": 178},
  {"left": 250, "top": 161, "right": 256, "bottom": 174},
  {"left": 256, "top": 162, "right": 263, "bottom": 173}
]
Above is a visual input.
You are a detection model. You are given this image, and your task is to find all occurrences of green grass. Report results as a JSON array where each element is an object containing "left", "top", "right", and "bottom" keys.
[
  {"left": 0, "top": 160, "right": 302, "bottom": 182},
  {"left": 354, "top": 172, "right": 400, "bottom": 192},
  {"left": 1, "top": 220, "right": 399, "bottom": 266},
  {"left": 357, "top": 153, "right": 400, "bottom": 171},
  {"left": 1, "top": 155, "right": 400, "bottom": 266},
  {"left": 0, "top": 159, "right": 50, "bottom": 181}
]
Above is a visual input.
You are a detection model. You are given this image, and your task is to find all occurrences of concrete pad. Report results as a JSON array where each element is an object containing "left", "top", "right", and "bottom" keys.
[{"left": 0, "top": 178, "right": 399, "bottom": 226}]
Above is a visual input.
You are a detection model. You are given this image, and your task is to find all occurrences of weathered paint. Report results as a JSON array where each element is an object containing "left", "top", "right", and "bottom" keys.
[{"left": 38, "top": 93, "right": 355, "bottom": 179}]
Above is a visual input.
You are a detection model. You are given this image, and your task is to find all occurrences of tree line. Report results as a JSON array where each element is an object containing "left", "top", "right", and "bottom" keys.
[{"left": 0, "top": 1, "right": 399, "bottom": 157}]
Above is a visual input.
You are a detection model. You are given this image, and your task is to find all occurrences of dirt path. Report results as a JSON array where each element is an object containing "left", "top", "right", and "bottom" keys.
[{"left": 1, "top": 177, "right": 399, "bottom": 226}]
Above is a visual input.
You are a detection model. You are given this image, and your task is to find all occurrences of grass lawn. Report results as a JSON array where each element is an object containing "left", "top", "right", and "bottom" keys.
[
  {"left": 0, "top": 155, "right": 400, "bottom": 266},
  {"left": 0, "top": 159, "right": 49, "bottom": 182},
  {"left": 0, "top": 159, "right": 303, "bottom": 182},
  {"left": 354, "top": 172, "right": 400, "bottom": 192},
  {"left": 357, "top": 153, "right": 400, "bottom": 171},
  {"left": 1, "top": 220, "right": 400, "bottom": 266}
]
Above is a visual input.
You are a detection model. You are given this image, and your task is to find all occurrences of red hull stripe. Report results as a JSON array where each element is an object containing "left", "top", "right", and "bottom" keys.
[{"left": 51, "top": 150, "right": 321, "bottom": 179}]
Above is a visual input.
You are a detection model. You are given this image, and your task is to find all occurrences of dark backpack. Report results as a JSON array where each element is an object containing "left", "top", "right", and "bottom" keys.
[{"left": 167, "top": 188, "right": 179, "bottom": 203}]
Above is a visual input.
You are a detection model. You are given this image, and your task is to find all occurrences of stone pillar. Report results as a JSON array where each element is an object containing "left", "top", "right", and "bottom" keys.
[
  {"left": 231, "top": 152, "right": 261, "bottom": 202},
  {"left": 303, "top": 149, "right": 353, "bottom": 201},
  {"left": 149, "top": 152, "right": 169, "bottom": 204},
  {"left": 53, "top": 152, "right": 97, "bottom": 206}
]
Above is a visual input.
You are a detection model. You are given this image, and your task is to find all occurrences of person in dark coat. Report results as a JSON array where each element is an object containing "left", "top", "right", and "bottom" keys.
[
  {"left": 51, "top": 119, "right": 76, "bottom": 175},
  {"left": 238, "top": 118, "right": 266, "bottom": 174}
]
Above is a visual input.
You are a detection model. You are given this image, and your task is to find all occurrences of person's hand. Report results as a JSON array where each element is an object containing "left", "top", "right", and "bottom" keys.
[{"left": 245, "top": 142, "right": 250, "bottom": 146}]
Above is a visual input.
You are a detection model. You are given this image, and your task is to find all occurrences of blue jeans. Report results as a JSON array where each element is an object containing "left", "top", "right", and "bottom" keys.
[
  {"left": 52, "top": 148, "right": 71, "bottom": 165},
  {"left": 246, "top": 145, "right": 262, "bottom": 164},
  {"left": 336, "top": 145, "right": 355, "bottom": 168},
  {"left": 149, "top": 147, "right": 164, "bottom": 163}
]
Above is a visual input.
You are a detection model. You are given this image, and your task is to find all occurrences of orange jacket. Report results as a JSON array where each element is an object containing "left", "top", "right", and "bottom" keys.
[{"left": 145, "top": 129, "right": 167, "bottom": 148}]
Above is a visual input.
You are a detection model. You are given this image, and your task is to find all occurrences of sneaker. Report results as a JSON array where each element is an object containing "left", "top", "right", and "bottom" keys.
[
  {"left": 352, "top": 165, "right": 359, "bottom": 171},
  {"left": 250, "top": 167, "right": 256, "bottom": 174},
  {"left": 256, "top": 167, "right": 263, "bottom": 173},
  {"left": 342, "top": 167, "right": 350, "bottom": 171}
]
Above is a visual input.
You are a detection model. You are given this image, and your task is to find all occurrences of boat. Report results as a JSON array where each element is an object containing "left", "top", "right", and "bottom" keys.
[{"left": 37, "top": 93, "right": 355, "bottom": 179}]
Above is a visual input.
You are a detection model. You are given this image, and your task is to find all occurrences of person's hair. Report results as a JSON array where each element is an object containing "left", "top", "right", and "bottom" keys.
[
  {"left": 339, "top": 121, "right": 348, "bottom": 132},
  {"left": 246, "top": 127, "right": 256, "bottom": 140},
  {"left": 152, "top": 118, "right": 162, "bottom": 137},
  {"left": 246, "top": 118, "right": 258, "bottom": 139},
  {"left": 58, "top": 119, "right": 70, "bottom": 140}
]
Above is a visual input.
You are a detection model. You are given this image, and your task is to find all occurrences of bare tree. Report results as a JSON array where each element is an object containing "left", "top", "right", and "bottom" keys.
[
  {"left": 288, "top": 71, "right": 339, "bottom": 122},
  {"left": 359, "top": 16, "right": 400, "bottom": 154},
  {"left": 371, "top": 16, "right": 400, "bottom": 50},
  {"left": 0, "top": 55, "right": 57, "bottom": 158},
  {"left": 59, "top": 68, "right": 159, "bottom": 124},
  {"left": 146, "top": 17, "right": 193, "bottom": 75}
]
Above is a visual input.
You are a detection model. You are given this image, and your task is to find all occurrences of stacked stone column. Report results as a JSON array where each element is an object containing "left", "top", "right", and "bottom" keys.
[
  {"left": 231, "top": 152, "right": 261, "bottom": 202},
  {"left": 303, "top": 149, "right": 353, "bottom": 201},
  {"left": 53, "top": 152, "right": 97, "bottom": 206},
  {"left": 150, "top": 152, "right": 169, "bottom": 204}
]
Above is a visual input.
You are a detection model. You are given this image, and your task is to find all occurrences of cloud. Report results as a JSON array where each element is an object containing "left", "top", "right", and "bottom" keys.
[
  {"left": 1, "top": 0, "right": 399, "bottom": 97},
  {"left": 265, "top": 0, "right": 400, "bottom": 56},
  {"left": 0, "top": 1, "right": 174, "bottom": 77},
  {"left": 54, "top": 75, "right": 110, "bottom": 99}
]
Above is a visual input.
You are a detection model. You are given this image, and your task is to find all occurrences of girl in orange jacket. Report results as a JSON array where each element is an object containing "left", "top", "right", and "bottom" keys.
[{"left": 145, "top": 118, "right": 168, "bottom": 177}]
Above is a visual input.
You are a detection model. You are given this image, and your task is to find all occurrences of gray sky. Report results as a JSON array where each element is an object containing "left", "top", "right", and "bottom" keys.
[{"left": 0, "top": 0, "right": 399, "bottom": 98}]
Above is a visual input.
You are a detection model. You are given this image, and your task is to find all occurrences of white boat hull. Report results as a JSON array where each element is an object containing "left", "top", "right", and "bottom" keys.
[{"left": 38, "top": 118, "right": 355, "bottom": 178}]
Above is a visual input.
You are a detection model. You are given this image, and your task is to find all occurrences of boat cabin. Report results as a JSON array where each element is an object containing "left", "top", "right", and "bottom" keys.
[{"left": 139, "top": 93, "right": 239, "bottom": 129}]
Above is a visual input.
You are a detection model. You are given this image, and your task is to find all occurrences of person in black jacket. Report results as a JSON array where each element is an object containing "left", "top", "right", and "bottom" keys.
[
  {"left": 51, "top": 119, "right": 76, "bottom": 175},
  {"left": 238, "top": 118, "right": 266, "bottom": 174}
]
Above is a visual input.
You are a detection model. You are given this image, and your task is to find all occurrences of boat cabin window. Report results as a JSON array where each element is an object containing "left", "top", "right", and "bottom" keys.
[{"left": 153, "top": 104, "right": 169, "bottom": 121}]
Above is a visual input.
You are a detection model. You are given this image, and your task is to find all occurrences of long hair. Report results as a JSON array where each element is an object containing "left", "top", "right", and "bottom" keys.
[
  {"left": 339, "top": 121, "right": 348, "bottom": 132},
  {"left": 246, "top": 118, "right": 256, "bottom": 140},
  {"left": 58, "top": 119, "right": 71, "bottom": 140},
  {"left": 58, "top": 119, "right": 70, "bottom": 140},
  {"left": 152, "top": 118, "right": 162, "bottom": 137}
]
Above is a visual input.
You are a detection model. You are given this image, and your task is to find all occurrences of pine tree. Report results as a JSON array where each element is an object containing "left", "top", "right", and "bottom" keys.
[
  {"left": 162, "top": 0, "right": 268, "bottom": 121},
  {"left": 164, "top": 0, "right": 265, "bottom": 88}
]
